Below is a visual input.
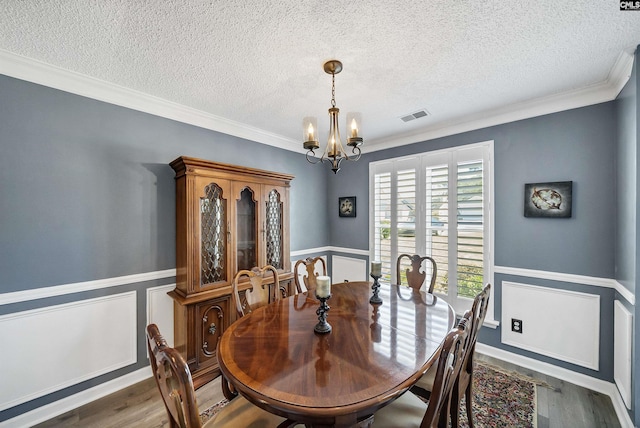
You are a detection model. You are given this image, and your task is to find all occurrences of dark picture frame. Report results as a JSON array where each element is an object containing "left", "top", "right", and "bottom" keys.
[
  {"left": 524, "top": 181, "right": 573, "bottom": 218},
  {"left": 338, "top": 196, "right": 356, "bottom": 217}
]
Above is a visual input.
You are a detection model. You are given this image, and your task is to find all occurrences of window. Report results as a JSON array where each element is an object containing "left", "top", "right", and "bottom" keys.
[{"left": 370, "top": 141, "right": 493, "bottom": 315}]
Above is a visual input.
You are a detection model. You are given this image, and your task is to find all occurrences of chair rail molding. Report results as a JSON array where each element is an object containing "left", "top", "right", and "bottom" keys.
[
  {"left": 494, "top": 265, "right": 634, "bottom": 305},
  {"left": 0, "top": 269, "right": 176, "bottom": 306}
]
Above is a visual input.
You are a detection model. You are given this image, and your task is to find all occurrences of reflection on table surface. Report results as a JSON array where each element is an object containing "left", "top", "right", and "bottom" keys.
[{"left": 217, "top": 281, "right": 455, "bottom": 427}]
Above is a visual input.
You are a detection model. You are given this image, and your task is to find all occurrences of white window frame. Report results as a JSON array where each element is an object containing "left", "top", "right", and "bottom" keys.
[{"left": 369, "top": 140, "right": 497, "bottom": 326}]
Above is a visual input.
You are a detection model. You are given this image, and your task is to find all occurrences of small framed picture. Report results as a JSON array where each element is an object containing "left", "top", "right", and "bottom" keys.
[
  {"left": 524, "top": 181, "right": 572, "bottom": 218},
  {"left": 338, "top": 196, "right": 356, "bottom": 217}
]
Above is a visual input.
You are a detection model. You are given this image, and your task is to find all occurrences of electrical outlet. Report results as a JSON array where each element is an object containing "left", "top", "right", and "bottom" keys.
[{"left": 511, "top": 318, "right": 523, "bottom": 333}]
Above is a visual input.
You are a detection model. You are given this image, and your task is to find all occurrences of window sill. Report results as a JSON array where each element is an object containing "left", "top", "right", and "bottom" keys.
[{"left": 455, "top": 311, "right": 500, "bottom": 329}]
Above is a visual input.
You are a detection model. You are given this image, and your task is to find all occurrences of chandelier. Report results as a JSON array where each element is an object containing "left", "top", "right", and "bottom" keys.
[{"left": 303, "top": 60, "right": 363, "bottom": 174}]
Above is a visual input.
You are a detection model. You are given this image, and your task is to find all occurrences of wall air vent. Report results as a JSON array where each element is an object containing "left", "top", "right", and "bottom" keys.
[{"left": 400, "top": 109, "right": 430, "bottom": 122}]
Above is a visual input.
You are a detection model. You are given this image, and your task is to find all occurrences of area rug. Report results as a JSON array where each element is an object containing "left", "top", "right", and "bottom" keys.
[
  {"left": 200, "top": 362, "right": 538, "bottom": 427},
  {"left": 200, "top": 398, "right": 229, "bottom": 425},
  {"left": 458, "top": 362, "right": 538, "bottom": 428}
]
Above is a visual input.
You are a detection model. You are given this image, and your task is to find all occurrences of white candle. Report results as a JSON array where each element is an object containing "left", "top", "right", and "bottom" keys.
[
  {"left": 316, "top": 276, "right": 331, "bottom": 298},
  {"left": 371, "top": 261, "right": 381, "bottom": 277},
  {"left": 350, "top": 118, "right": 358, "bottom": 138},
  {"left": 307, "top": 122, "right": 315, "bottom": 141}
]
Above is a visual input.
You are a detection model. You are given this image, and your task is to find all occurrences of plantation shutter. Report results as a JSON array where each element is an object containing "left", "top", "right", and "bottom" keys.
[
  {"left": 456, "top": 160, "right": 484, "bottom": 298},
  {"left": 370, "top": 141, "right": 491, "bottom": 313},
  {"left": 396, "top": 168, "right": 417, "bottom": 283},
  {"left": 373, "top": 171, "right": 392, "bottom": 281},
  {"left": 426, "top": 164, "right": 449, "bottom": 294}
]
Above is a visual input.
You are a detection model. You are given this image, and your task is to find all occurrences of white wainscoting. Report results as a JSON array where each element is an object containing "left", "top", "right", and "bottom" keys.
[
  {"left": 501, "top": 281, "right": 600, "bottom": 370},
  {"left": 0, "top": 291, "right": 137, "bottom": 412},
  {"left": 147, "top": 284, "right": 175, "bottom": 348},
  {"left": 614, "top": 300, "right": 633, "bottom": 409},
  {"left": 332, "top": 255, "right": 367, "bottom": 283}
]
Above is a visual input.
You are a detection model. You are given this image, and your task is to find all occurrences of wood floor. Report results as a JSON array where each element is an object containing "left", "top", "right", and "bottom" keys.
[{"left": 34, "top": 354, "right": 621, "bottom": 428}]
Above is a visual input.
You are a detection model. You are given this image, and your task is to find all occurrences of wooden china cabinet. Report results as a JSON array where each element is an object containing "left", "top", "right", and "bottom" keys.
[{"left": 169, "top": 156, "right": 294, "bottom": 388}]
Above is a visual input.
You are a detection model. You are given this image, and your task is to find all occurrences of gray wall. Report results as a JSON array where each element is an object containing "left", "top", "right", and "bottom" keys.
[
  {"left": 0, "top": 59, "right": 632, "bottom": 421},
  {"left": 616, "top": 48, "right": 640, "bottom": 427},
  {"left": 616, "top": 53, "right": 637, "bottom": 295},
  {"left": 0, "top": 74, "right": 330, "bottom": 421},
  {"left": 328, "top": 101, "right": 618, "bottom": 382},
  {"left": 0, "top": 75, "right": 329, "bottom": 294},
  {"left": 330, "top": 103, "right": 616, "bottom": 278}
]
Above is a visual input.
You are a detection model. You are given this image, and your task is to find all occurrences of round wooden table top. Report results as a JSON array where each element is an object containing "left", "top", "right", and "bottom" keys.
[{"left": 217, "top": 281, "right": 455, "bottom": 427}]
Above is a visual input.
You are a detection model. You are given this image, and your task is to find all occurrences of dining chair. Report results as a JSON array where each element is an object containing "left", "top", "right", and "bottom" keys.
[
  {"left": 232, "top": 264, "right": 280, "bottom": 318},
  {"left": 396, "top": 254, "right": 437, "bottom": 293},
  {"left": 410, "top": 283, "right": 492, "bottom": 428},
  {"left": 450, "top": 283, "right": 491, "bottom": 428},
  {"left": 145, "top": 323, "right": 291, "bottom": 427},
  {"left": 293, "top": 256, "right": 327, "bottom": 294},
  {"left": 372, "top": 315, "right": 470, "bottom": 427}
]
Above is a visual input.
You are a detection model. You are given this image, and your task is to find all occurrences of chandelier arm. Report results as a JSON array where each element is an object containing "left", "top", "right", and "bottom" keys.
[
  {"left": 348, "top": 146, "right": 362, "bottom": 161},
  {"left": 305, "top": 150, "right": 321, "bottom": 164}
]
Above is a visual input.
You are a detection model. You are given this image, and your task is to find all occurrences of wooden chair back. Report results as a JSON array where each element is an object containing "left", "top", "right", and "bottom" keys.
[
  {"left": 232, "top": 265, "right": 280, "bottom": 318},
  {"left": 294, "top": 256, "right": 327, "bottom": 294},
  {"left": 396, "top": 254, "right": 437, "bottom": 293},
  {"left": 146, "top": 323, "right": 202, "bottom": 428},
  {"left": 421, "top": 313, "right": 471, "bottom": 427},
  {"left": 451, "top": 283, "right": 491, "bottom": 428}
]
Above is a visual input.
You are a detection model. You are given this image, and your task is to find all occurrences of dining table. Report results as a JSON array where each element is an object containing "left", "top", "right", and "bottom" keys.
[{"left": 217, "top": 280, "right": 456, "bottom": 427}]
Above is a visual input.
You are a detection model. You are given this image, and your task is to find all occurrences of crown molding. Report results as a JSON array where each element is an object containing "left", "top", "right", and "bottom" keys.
[
  {"left": 367, "top": 50, "right": 635, "bottom": 152},
  {"left": 0, "top": 49, "right": 634, "bottom": 155},
  {"left": 0, "top": 49, "right": 301, "bottom": 153}
]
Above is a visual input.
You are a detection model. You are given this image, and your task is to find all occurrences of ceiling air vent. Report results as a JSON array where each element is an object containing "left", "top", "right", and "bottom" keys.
[{"left": 400, "top": 109, "right": 430, "bottom": 122}]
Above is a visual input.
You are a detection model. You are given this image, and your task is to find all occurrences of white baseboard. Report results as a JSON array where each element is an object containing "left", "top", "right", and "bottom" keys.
[
  {"left": 0, "top": 367, "right": 152, "bottom": 428},
  {"left": 476, "top": 343, "right": 634, "bottom": 428}
]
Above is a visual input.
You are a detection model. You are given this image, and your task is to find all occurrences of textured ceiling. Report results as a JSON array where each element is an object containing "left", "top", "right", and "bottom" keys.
[{"left": 1, "top": 1, "right": 639, "bottom": 152}]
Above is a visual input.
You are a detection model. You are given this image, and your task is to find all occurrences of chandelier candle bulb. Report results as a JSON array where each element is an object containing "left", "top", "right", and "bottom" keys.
[
  {"left": 307, "top": 123, "right": 315, "bottom": 141},
  {"left": 371, "top": 261, "right": 381, "bottom": 277},
  {"left": 316, "top": 276, "right": 331, "bottom": 298}
]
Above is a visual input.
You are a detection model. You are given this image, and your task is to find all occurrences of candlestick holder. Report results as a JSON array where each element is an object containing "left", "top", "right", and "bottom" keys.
[
  {"left": 314, "top": 294, "right": 332, "bottom": 334},
  {"left": 369, "top": 273, "right": 383, "bottom": 305}
]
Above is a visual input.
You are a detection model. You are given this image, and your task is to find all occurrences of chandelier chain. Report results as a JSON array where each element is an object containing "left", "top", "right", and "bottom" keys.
[{"left": 331, "top": 73, "right": 336, "bottom": 108}]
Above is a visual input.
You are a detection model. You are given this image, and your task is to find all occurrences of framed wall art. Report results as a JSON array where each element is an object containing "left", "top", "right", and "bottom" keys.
[
  {"left": 524, "top": 181, "right": 572, "bottom": 218},
  {"left": 338, "top": 196, "right": 356, "bottom": 217}
]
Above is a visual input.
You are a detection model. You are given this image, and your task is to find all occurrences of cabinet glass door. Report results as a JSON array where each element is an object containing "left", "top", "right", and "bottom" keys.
[
  {"left": 200, "top": 182, "right": 228, "bottom": 285},
  {"left": 237, "top": 187, "right": 257, "bottom": 271},
  {"left": 265, "top": 189, "right": 284, "bottom": 270}
]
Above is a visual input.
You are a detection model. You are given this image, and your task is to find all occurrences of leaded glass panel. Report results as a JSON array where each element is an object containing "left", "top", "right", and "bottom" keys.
[
  {"left": 201, "top": 183, "right": 227, "bottom": 284},
  {"left": 265, "top": 189, "right": 283, "bottom": 269}
]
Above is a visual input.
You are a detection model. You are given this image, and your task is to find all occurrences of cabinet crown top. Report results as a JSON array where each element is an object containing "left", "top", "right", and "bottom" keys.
[{"left": 170, "top": 156, "right": 294, "bottom": 182}]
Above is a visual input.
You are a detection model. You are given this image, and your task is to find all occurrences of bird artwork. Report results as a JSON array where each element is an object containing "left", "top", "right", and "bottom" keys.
[
  {"left": 531, "top": 188, "right": 562, "bottom": 210},
  {"left": 524, "top": 181, "right": 572, "bottom": 218}
]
